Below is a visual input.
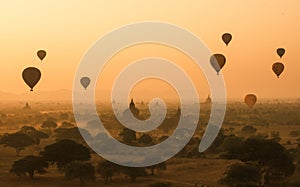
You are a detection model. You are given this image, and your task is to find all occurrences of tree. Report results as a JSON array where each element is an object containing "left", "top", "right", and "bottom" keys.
[
  {"left": 18, "top": 126, "right": 49, "bottom": 143},
  {"left": 138, "top": 134, "right": 154, "bottom": 145},
  {"left": 119, "top": 128, "right": 137, "bottom": 144},
  {"left": 287, "top": 160, "right": 300, "bottom": 186},
  {"left": 220, "top": 162, "right": 261, "bottom": 187},
  {"left": 147, "top": 162, "right": 167, "bottom": 176},
  {"left": 41, "top": 139, "right": 91, "bottom": 170},
  {"left": 255, "top": 132, "right": 269, "bottom": 140},
  {"left": 0, "top": 132, "right": 36, "bottom": 156},
  {"left": 41, "top": 120, "right": 57, "bottom": 129},
  {"left": 229, "top": 137, "right": 296, "bottom": 178},
  {"left": 289, "top": 130, "right": 300, "bottom": 137},
  {"left": 269, "top": 131, "right": 281, "bottom": 143},
  {"left": 219, "top": 135, "right": 244, "bottom": 159},
  {"left": 10, "top": 155, "right": 48, "bottom": 179},
  {"left": 60, "top": 113, "right": 69, "bottom": 120},
  {"left": 228, "top": 127, "right": 235, "bottom": 135},
  {"left": 97, "top": 161, "right": 120, "bottom": 184},
  {"left": 54, "top": 127, "right": 91, "bottom": 144},
  {"left": 120, "top": 166, "right": 147, "bottom": 182},
  {"left": 241, "top": 125, "right": 257, "bottom": 135},
  {"left": 65, "top": 161, "right": 95, "bottom": 187},
  {"left": 206, "top": 128, "right": 226, "bottom": 153}
]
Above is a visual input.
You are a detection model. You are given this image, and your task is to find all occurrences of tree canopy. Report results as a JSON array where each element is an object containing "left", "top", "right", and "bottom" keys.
[
  {"left": 0, "top": 132, "right": 36, "bottom": 156},
  {"left": 220, "top": 162, "right": 261, "bottom": 187},
  {"left": 18, "top": 125, "right": 49, "bottom": 142},
  {"left": 54, "top": 127, "right": 91, "bottom": 143},
  {"left": 65, "top": 161, "right": 95, "bottom": 187},
  {"left": 10, "top": 155, "right": 48, "bottom": 179},
  {"left": 97, "top": 161, "right": 120, "bottom": 184},
  {"left": 222, "top": 137, "right": 296, "bottom": 177},
  {"left": 40, "top": 139, "right": 91, "bottom": 170},
  {"left": 119, "top": 128, "right": 137, "bottom": 144},
  {"left": 41, "top": 120, "right": 57, "bottom": 129}
]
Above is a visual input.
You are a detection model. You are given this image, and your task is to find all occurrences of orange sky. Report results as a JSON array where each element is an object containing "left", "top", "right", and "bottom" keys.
[{"left": 0, "top": 1, "right": 299, "bottom": 100}]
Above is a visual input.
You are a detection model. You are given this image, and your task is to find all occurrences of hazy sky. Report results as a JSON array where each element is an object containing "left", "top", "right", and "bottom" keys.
[{"left": 0, "top": 1, "right": 299, "bottom": 100}]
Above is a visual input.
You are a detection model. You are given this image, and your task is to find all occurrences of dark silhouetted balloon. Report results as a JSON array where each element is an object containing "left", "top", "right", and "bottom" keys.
[
  {"left": 22, "top": 67, "right": 41, "bottom": 91},
  {"left": 272, "top": 62, "right": 284, "bottom": 78},
  {"left": 210, "top": 54, "right": 226, "bottom": 75},
  {"left": 222, "top": 33, "right": 232, "bottom": 46},
  {"left": 80, "top": 77, "right": 91, "bottom": 90},
  {"left": 37, "top": 50, "right": 47, "bottom": 61},
  {"left": 244, "top": 94, "right": 257, "bottom": 109},
  {"left": 276, "top": 48, "right": 285, "bottom": 58}
]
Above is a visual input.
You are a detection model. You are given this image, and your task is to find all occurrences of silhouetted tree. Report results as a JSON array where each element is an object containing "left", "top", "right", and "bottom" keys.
[
  {"left": 255, "top": 132, "right": 269, "bottom": 140},
  {"left": 241, "top": 125, "right": 257, "bottom": 135},
  {"left": 147, "top": 162, "right": 167, "bottom": 176},
  {"left": 219, "top": 135, "right": 244, "bottom": 159},
  {"left": 0, "top": 132, "right": 36, "bottom": 156},
  {"left": 120, "top": 166, "right": 147, "bottom": 182},
  {"left": 289, "top": 130, "right": 300, "bottom": 137},
  {"left": 97, "top": 161, "right": 120, "bottom": 184},
  {"left": 205, "top": 128, "right": 226, "bottom": 153},
  {"left": 227, "top": 137, "right": 295, "bottom": 178},
  {"left": 18, "top": 126, "right": 49, "bottom": 143},
  {"left": 54, "top": 127, "right": 91, "bottom": 144},
  {"left": 41, "top": 139, "right": 91, "bottom": 170},
  {"left": 220, "top": 162, "right": 261, "bottom": 187},
  {"left": 228, "top": 127, "right": 235, "bottom": 135},
  {"left": 65, "top": 161, "right": 95, "bottom": 187},
  {"left": 138, "top": 134, "right": 154, "bottom": 145},
  {"left": 41, "top": 120, "right": 57, "bottom": 129},
  {"left": 119, "top": 128, "right": 137, "bottom": 144},
  {"left": 60, "top": 113, "right": 69, "bottom": 120},
  {"left": 269, "top": 131, "right": 281, "bottom": 143},
  {"left": 10, "top": 155, "right": 48, "bottom": 179}
]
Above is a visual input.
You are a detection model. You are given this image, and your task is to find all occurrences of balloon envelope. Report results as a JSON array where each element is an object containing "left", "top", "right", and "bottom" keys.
[
  {"left": 244, "top": 94, "right": 257, "bottom": 109},
  {"left": 276, "top": 48, "right": 285, "bottom": 58},
  {"left": 22, "top": 67, "right": 41, "bottom": 91},
  {"left": 37, "top": 50, "right": 47, "bottom": 61},
  {"left": 222, "top": 33, "right": 232, "bottom": 46},
  {"left": 80, "top": 77, "right": 91, "bottom": 90},
  {"left": 272, "top": 62, "right": 284, "bottom": 78},
  {"left": 210, "top": 54, "right": 226, "bottom": 75}
]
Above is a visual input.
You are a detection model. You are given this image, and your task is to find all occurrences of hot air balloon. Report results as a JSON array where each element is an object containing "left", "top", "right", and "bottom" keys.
[
  {"left": 244, "top": 94, "right": 257, "bottom": 109},
  {"left": 276, "top": 48, "right": 285, "bottom": 58},
  {"left": 272, "top": 62, "right": 284, "bottom": 78},
  {"left": 222, "top": 33, "right": 232, "bottom": 46},
  {"left": 80, "top": 77, "right": 91, "bottom": 90},
  {"left": 37, "top": 50, "right": 47, "bottom": 61},
  {"left": 22, "top": 67, "right": 41, "bottom": 91},
  {"left": 210, "top": 54, "right": 226, "bottom": 75}
]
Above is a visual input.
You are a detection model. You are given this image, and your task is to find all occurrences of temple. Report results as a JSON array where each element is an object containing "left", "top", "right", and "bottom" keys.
[
  {"left": 23, "top": 102, "right": 31, "bottom": 110},
  {"left": 204, "top": 95, "right": 212, "bottom": 104},
  {"left": 129, "top": 98, "right": 140, "bottom": 118},
  {"left": 122, "top": 98, "right": 140, "bottom": 119}
]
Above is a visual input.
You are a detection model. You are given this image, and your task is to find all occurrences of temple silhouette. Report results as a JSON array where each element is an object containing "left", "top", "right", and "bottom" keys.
[
  {"left": 23, "top": 102, "right": 31, "bottom": 110},
  {"left": 122, "top": 98, "right": 140, "bottom": 120}
]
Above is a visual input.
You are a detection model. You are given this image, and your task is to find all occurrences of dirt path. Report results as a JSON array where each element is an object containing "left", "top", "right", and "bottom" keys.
[{"left": 152, "top": 176, "right": 196, "bottom": 186}]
